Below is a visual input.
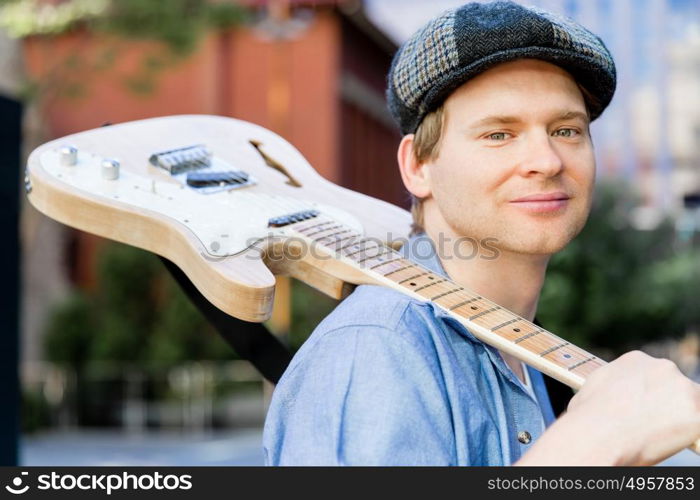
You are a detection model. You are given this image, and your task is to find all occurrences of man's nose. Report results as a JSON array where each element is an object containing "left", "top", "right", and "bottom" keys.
[{"left": 517, "top": 132, "right": 564, "bottom": 177}]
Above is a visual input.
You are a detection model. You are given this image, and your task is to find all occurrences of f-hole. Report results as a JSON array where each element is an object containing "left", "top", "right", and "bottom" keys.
[{"left": 249, "top": 140, "right": 302, "bottom": 187}]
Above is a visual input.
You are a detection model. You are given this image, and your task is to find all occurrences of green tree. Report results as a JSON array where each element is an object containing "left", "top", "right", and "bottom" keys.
[
  {"left": 538, "top": 181, "right": 700, "bottom": 353},
  {"left": 44, "top": 242, "right": 234, "bottom": 373}
]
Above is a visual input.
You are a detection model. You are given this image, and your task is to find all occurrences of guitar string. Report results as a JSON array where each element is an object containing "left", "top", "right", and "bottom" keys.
[
  {"left": 212, "top": 192, "right": 601, "bottom": 372},
  {"left": 289, "top": 217, "right": 600, "bottom": 371},
  {"left": 246, "top": 205, "right": 561, "bottom": 356},
  {"left": 262, "top": 209, "right": 557, "bottom": 350}
]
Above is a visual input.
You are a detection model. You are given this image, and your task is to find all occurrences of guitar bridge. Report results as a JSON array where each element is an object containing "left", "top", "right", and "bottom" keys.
[
  {"left": 149, "top": 144, "right": 211, "bottom": 175},
  {"left": 149, "top": 144, "right": 256, "bottom": 193}
]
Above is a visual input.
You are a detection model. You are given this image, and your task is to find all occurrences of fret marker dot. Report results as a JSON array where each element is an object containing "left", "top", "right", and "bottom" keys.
[
  {"left": 471, "top": 306, "right": 478, "bottom": 310},
  {"left": 563, "top": 353, "right": 572, "bottom": 359},
  {"left": 409, "top": 282, "right": 416, "bottom": 286},
  {"left": 513, "top": 328, "right": 521, "bottom": 332}
]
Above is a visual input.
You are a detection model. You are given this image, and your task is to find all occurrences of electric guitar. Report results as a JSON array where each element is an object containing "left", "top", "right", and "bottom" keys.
[{"left": 25, "top": 115, "right": 700, "bottom": 454}]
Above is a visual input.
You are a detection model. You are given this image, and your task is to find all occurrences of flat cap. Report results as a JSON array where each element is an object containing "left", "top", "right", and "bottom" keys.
[{"left": 387, "top": 1, "right": 616, "bottom": 135}]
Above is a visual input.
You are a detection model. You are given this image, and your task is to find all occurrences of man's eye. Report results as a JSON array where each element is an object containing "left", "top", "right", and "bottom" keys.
[
  {"left": 553, "top": 128, "right": 579, "bottom": 138},
  {"left": 486, "top": 132, "right": 510, "bottom": 140}
]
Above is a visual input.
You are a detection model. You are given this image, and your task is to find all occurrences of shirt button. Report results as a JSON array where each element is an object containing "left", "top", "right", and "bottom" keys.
[{"left": 517, "top": 431, "right": 532, "bottom": 444}]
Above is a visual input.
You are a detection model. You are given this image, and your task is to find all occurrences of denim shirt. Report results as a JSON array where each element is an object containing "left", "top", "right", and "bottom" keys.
[{"left": 263, "top": 232, "right": 556, "bottom": 465}]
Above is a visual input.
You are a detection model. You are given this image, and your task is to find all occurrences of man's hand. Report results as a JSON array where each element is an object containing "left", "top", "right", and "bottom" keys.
[{"left": 516, "top": 350, "right": 700, "bottom": 465}]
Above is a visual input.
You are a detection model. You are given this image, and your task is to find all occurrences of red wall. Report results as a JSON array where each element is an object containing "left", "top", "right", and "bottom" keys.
[{"left": 24, "top": 11, "right": 342, "bottom": 182}]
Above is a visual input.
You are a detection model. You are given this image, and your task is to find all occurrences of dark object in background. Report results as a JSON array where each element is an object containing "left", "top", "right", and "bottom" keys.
[
  {"left": 0, "top": 95, "right": 22, "bottom": 465},
  {"left": 542, "top": 372, "right": 575, "bottom": 417},
  {"left": 683, "top": 193, "right": 700, "bottom": 209},
  {"left": 534, "top": 317, "right": 574, "bottom": 417},
  {"left": 159, "top": 257, "right": 292, "bottom": 384}
]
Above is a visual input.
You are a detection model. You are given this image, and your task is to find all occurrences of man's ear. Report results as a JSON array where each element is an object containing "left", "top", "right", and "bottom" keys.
[{"left": 397, "top": 134, "right": 432, "bottom": 199}]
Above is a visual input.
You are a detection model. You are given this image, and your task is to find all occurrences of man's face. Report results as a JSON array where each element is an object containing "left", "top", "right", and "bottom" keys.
[{"left": 423, "top": 58, "right": 595, "bottom": 257}]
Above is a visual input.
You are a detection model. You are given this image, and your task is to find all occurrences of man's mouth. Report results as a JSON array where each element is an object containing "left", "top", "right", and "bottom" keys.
[{"left": 509, "top": 192, "right": 570, "bottom": 213}]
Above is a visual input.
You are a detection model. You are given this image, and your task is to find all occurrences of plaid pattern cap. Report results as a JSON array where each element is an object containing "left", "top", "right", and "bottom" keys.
[{"left": 387, "top": 1, "right": 617, "bottom": 135}]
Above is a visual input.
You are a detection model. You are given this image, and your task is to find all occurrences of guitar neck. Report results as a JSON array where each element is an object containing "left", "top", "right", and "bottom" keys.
[{"left": 287, "top": 215, "right": 605, "bottom": 390}]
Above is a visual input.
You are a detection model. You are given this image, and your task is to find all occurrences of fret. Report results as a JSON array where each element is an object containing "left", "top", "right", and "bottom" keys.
[
  {"left": 306, "top": 223, "right": 343, "bottom": 238},
  {"left": 315, "top": 233, "right": 353, "bottom": 248},
  {"left": 342, "top": 237, "right": 374, "bottom": 252},
  {"left": 398, "top": 271, "right": 429, "bottom": 285},
  {"left": 491, "top": 318, "right": 519, "bottom": 332},
  {"left": 567, "top": 355, "right": 597, "bottom": 371},
  {"left": 442, "top": 294, "right": 604, "bottom": 377},
  {"left": 469, "top": 305, "right": 500, "bottom": 321},
  {"left": 316, "top": 228, "right": 353, "bottom": 242},
  {"left": 356, "top": 248, "right": 394, "bottom": 264},
  {"left": 383, "top": 263, "right": 416, "bottom": 277},
  {"left": 430, "top": 287, "right": 464, "bottom": 301},
  {"left": 539, "top": 341, "right": 570, "bottom": 357},
  {"left": 516, "top": 331, "right": 563, "bottom": 355},
  {"left": 448, "top": 296, "right": 482, "bottom": 311},
  {"left": 335, "top": 239, "right": 360, "bottom": 254},
  {"left": 322, "top": 233, "right": 356, "bottom": 250},
  {"left": 296, "top": 220, "right": 334, "bottom": 234},
  {"left": 539, "top": 344, "right": 588, "bottom": 369},
  {"left": 552, "top": 339, "right": 598, "bottom": 360},
  {"left": 349, "top": 245, "right": 390, "bottom": 263},
  {"left": 371, "top": 258, "right": 410, "bottom": 274},
  {"left": 572, "top": 357, "right": 604, "bottom": 377},
  {"left": 414, "top": 278, "right": 447, "bottom": 293},
  {"left": 342, "top": 243, "right": 379, "bottom": 258},
  {"left": 476, "top": 316, "right": 544, "bottom": 343},
  {"left": 382, "top": 265, "right": 427, "bottom": 283},
  {"left": 369, "top": 257, "right": 404, "bottom": 270},
  {"left": 514, "top": 329, "right": 543, "bottom": 343}
]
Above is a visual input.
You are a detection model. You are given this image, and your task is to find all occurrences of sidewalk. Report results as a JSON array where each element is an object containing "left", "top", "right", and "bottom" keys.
[
  {"left": 21, "top": 429, "right": 699, "bottom": 466},
  {"left": 21, "top": 429, "right": 265, "bottom": 466}
]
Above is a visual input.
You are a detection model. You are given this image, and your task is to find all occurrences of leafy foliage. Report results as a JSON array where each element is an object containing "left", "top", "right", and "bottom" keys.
[
  {"left": 44, "top": 242, "right": 234, "bottom": 372},
  {"left": 0, "top": 0, "right": 248, "bottom": 101},
  {"left": 538, "top": 182, "right": 700, "bottom": 353},
  {"left": 290, "top": 279, "right": 339, "bottom": 352},
  {"left": 94, "top": 0, "right": 247, "bottom": 57},
  {"left": 0, "top": 0, "right": 247, "bottom": 50}
]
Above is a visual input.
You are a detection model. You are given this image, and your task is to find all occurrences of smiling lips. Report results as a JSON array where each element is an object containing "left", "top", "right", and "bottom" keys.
[{"left": 509, "top": 192, "right": 570, "bottom": 213}]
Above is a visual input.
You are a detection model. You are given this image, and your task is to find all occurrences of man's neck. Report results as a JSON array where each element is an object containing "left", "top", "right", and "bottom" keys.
[
  {"left": 422, "top": 224, "right": 549, "bottom": 322},
  {"left": 423, "top": 221, "right": 550, "bottom": 384}
]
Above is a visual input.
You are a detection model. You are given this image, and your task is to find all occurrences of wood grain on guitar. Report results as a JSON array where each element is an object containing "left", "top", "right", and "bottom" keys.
[{"left": 25, "top": 115, "right": 700, "bottom": 455}]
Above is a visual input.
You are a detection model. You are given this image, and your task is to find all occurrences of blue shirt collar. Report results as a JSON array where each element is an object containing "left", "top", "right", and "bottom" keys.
[
  {"left": 398, "top": 231, "right": 448, "bottom": 277},
  {"left": 398, "top": 231, "right": 548, "bottom": 406}
]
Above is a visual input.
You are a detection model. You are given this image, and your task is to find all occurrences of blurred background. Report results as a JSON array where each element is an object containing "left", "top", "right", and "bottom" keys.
[{"left": 1, "top": 0, "right": 698, "bottom": 466}]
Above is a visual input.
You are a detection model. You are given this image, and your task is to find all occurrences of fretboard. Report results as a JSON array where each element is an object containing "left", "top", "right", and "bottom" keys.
[{"left": 290, "top": 216, "right": 605, "bottom": 388}]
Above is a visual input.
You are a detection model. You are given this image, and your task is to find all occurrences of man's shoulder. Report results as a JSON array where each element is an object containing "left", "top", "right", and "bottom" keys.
[
  {"left": 284, "top": 284, "right": 443, "bottom": 376},
  {"left": 315, "top": 283, "right": 425, "bottom": 333}
]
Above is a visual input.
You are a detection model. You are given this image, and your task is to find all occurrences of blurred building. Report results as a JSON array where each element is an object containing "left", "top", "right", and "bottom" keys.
[{"left": 20, "top": 1, "right": 402, "bottom": 369}]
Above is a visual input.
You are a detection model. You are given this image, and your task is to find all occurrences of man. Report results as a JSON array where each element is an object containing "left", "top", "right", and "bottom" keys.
[{"left": 263, "top": 1, "right": 700, "bottom": 465}]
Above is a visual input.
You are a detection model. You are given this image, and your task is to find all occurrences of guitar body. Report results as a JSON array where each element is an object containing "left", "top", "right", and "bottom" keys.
[{"left": 26, "top": 115, "right": 411, "bottom": 322}]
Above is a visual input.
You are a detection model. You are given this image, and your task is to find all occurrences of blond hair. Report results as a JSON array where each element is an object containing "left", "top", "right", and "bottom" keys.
[{"left": 409, "top": 104, "right": 445, "bottom": 236}]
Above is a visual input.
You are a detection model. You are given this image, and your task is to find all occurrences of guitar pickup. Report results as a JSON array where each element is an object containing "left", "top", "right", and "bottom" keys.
[
  {"left": 186, "top": 170, "right": 250, "bottom": 188},
  {"left": 268, "top": 209, "right": 320, "bottom": 227},
  {"left": 149, "top": 145, "right": 211, "bottom": 175}
]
